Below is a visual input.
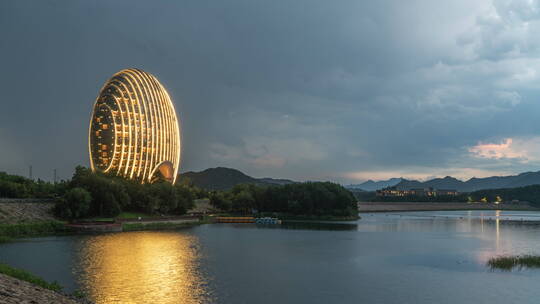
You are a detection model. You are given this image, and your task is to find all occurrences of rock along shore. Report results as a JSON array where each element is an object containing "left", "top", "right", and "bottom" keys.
[{"left": 0, "top": 273, "right": 90, "bottom": 304}]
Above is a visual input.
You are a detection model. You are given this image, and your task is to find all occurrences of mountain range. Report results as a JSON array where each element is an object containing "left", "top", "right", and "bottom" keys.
[
  {"left": 349, "top": 171, "right": 540, "bottom": 192},
  {"left": 180, "top": 167, "right": 540, "bottom": 193},
  {"left": 347, "top": 178, "right": 402, "bottom": 191},
  {"left": 178, "top": 167, "right": 295, "bottom": 190}
]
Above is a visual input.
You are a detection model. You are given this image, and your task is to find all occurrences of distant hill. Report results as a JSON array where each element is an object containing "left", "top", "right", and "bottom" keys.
[
  {"left": 258, "top": 177, "right": 295, "bottom": 185},
  {"left": 392, "top": 171, "right": 540, "bottom": 192},
  {"left": 347, "top": 178, "right": 401, "bottom": 191},
  {"left": 178, "top": 167, "right": 295, "bottom": 190}
]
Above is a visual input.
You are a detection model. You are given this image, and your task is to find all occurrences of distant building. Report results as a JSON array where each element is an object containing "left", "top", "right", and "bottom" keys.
[
  {"left": 89, "top": 69, "right": 181, "bottom": 184},
  {"left": 376, "top": 187, "right": 458, "bottom": 197},
  {"left": 435, "top": 189, "right": 459, "bottom": 196}
]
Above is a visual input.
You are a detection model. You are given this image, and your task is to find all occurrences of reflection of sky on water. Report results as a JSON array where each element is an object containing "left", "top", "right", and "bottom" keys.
[
  {"left": 360, "top": 211, "right": 540, "bottom": 266},
  {"left": 368, "top": 210, "right": 540, "bottom": 221},
  {"left": 3, "top": 211, "right": 540, "bottom": 304}
]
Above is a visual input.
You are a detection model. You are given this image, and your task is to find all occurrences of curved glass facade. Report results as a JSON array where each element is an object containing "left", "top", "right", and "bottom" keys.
[{"left": 88, "top": 69, "right": 181, "bottom": 184}]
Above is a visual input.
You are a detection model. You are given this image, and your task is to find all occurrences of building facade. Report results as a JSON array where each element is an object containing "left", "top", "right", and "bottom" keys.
[{"left": 88, "top": 68, "right": 181, "bottom": 184}]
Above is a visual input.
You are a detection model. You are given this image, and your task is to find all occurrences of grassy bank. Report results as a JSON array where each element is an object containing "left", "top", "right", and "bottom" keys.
[
  {"left": 487, "top": 255, "right": 540, "bottom": 270},
  {"left": 122, "top": 221, "right": 202, "bottom": 232},
  {"left": 0, "top": 220, "right": 67, "bottom": 243},
  {"left": 117, "top": 211, "right": 153, "bottom": 219},
  {"left": 0, "top": 263, "right": 62, "bottom": 291}
]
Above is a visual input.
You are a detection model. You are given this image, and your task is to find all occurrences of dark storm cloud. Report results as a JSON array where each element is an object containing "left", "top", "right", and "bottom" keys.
[{"left": 2, "top": 0, "right": 540, "bottom": 183}]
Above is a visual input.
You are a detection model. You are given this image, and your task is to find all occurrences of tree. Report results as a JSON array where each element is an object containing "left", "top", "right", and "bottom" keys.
[
  {"left": 54, "top": 187, "right": 91, "bottom": 219},
  {"left": 232, "top": 190, "right": 254, "bottom": 214},
  {"left": 209, "top": 191, "right": 232, "bottom": 211},
  {"left": 101, "top": 192, "right": 121, "bottom": 217},
  {"left": 174, "top": 184, "right": 195, "bottom": 214}
]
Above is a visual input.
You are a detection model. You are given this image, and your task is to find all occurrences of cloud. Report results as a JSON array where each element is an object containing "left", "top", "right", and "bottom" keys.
[
  {"left": 469, "top": 138, "right": 523, "bottom": 159},
  {"left": 4, "top": 0, "right": 540, "bottom": 183},
  {"left": 459, "top": 0, "right": 540, "bottom": 60},
  {"left": 468, "top": 137, "right": 540, "bottom": 162},
  {"left": 210, "top": 136, "right": 327, "bottom": 169},
  {"left": 248, "top": 155, "right": 286, "bottom": 168}
]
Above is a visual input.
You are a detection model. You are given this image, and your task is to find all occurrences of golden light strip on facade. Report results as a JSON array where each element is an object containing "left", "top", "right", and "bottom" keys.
[
  {"left": 130, "top": 70, "right": 152, "bottom": 181},
  {"left": 126, "top": 71, "right": 149, "bottom": 180},
  {"left": 161, "top": 83, "right": 182, "bottom": 184},
  {"left": 152, "top": 75, "right": 166, "bottom": 174},
  {"left": 100, "top": 103, "right": 117, "bottom": 173},
  {"left": 109, "top": 84, "right": 127, "bottom": 175},
  {"left": 142, "top": 71, "right": 159, "bottom": 182},
  {"left": 88, "top": 68, "right": 181, "bottom": 184},
  {"left": 121, "top": 74, "right": 142, "bottom": 179}
]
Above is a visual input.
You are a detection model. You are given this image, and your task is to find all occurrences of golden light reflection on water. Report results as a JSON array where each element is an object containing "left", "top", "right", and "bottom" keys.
[
  {"left": 495, "top": 210, "right": 500, "bottom": 250},
  {"left": 77, "top": 232, "right": 211, "bottom": 304},
  {"left": 475, "top": 210, "right": 516, "bottom": 264}
]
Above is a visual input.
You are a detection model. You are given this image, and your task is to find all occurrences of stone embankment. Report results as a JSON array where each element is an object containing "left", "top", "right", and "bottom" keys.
[
  {"left": 0, "top": 199, "right": 55, "bottom": 224},
  {"left": 0, "top": 273, "right": 86, "bottom": 304}
]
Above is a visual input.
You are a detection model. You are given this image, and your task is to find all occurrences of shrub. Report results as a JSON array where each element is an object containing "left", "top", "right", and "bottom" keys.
[
  {"left": 0, "top": 221, "right": 66, "bottom": 238},
  {"left": 488, "top": 255, "right": 540, "bottom": 271}
]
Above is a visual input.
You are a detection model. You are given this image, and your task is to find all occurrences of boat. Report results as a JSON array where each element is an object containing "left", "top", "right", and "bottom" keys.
[{"left": 254, "top": 217, "right": 282, "bottom": 225}]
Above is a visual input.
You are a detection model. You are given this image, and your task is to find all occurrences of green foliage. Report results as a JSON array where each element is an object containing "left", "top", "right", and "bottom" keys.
[
  {"left": 209, "top": 191, "right": 232, "bottom": 211},
  {"left": 232, "top": 189, "right": 255, "bottom": 213},
  {"left": 0, "top": 236, "right": 13, "bottom": 243},
  {"left": 72, "top": 289, "right": 87, "bottom": 299},
  {"left": 487, "top": 255, "right": 540, "bottom": 271},
  {"left": 54, "top": 187, "right": 92, "bottom": 219},
  {"left": 0, "top": 221, "right": 66, "bottom": 238},
  {"left": 69, "top": 166, "right": 127, "bottom": 217},
  {"left": 0, "top": 171, "right": 68, "bottom": 199},
  {"left": 350, "top": 190, "right": 378, "bottom": 201},
  {"left": 117, "top": 211, "right": 151, "bottom": 219},
  {"left": 210, "top": 182, "right": 358, "bottom": 217},
  {"left": 55, "top": 166, "right": 197, "bottom": 219},
  {"left": 102, "top": 193, "right": 121, "bottom": 217},
  {"left": 469, "top": 185, "right": 540, "bottom": 204},
  {"left": 0, "top": 263, "right": 63, "bottom": 291}
]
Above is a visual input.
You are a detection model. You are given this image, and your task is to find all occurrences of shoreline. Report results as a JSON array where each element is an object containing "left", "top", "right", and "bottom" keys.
[
  {"left": 0, "top": 265, "right": 91, "bottom": 304},
  {"left": 358, "top": 201, "right": 540, "bottom": 213},
  {"left": 0, "top": 218, "right": 207, "bottom": 243}
]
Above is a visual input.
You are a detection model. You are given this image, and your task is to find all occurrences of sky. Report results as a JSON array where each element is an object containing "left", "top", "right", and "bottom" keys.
[{"left": 2, "top": 0, "right": 540, "bottom": 184}]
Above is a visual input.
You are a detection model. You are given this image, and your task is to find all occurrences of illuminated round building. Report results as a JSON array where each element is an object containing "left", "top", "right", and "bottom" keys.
[{"left": 89, "top": 68, "right": 181, "bottom": 184}]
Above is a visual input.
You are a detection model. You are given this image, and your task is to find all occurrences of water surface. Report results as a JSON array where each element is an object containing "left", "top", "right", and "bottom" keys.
[{"left": 2, "top": 210, "right": 540, "bottom": 304}]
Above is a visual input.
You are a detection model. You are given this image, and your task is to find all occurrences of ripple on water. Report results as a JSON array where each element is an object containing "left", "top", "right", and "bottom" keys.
[{"left": 73, "top": 231, "right": 213, "bottom": 304}]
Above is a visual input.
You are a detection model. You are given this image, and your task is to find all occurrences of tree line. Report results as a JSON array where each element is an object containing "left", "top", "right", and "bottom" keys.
[
  {"left": 53, "top": 166, "right": 204, "bottom": 219},
  {"left": 351, "top": 185, "right": 540, "bottom": 205},
  {"left": 209, "top": 182, "right": 358, "bottom": 217},
  {"left": 0, "top": 172, "right": 67, "bottom": 199},
  {"left": 1, "top": 167, "right": 359, "bottom": 220},
  {"left": 467, "top": 185, "right": 540, "bottom": 204}
]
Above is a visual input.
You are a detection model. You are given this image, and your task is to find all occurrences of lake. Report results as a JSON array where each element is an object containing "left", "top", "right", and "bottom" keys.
[{"left": 2, "top": 210, "right": 540, "bottom": 304}]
